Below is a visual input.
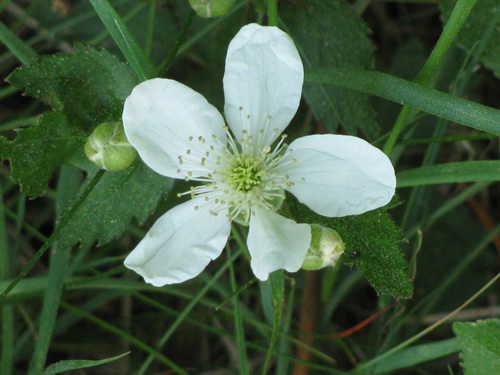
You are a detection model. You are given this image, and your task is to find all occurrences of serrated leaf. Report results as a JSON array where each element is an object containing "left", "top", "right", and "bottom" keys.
[
  {"left": 282, "top": 193, "right": 413, "bottom": 299},
  {"left": 7, "top": 44, "right": 137, "bottom": 129},
  {"left": 43, "top": 352, "right": 129, "bottom": 375},
  {"left": 54, "top": 162, "right": 172, "bottom": 249},
  {"left": 3, "top": 45, "right": 137, "bottom": 196},
  {"left": 281, "top": 0, "right": 379, "bottom": 138},
  {"left": 453, "top": 319, "right": 500, "bottom": 375},
  {"left": 439, "top": 0, "right": 500, "bottom": 78},
  {"left": 0, "top": 111, "right": 86, "bottom": 196}
]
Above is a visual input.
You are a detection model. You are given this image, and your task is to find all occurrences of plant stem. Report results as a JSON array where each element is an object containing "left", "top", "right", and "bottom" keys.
[{"left": 268, "top": 0, "right": 278, "bottom": 27}]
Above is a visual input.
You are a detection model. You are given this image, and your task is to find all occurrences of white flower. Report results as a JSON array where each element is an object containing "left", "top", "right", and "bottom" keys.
[{"left": 122, "top": 24, "right": 396, "bottom": 286}]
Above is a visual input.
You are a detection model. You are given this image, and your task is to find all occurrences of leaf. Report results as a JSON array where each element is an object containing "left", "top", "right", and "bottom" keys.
[
  {"left": 453, "top": 319, "right": 500, "bottom": 375},
  {"left": 439, "top": 0, "right": 500, "bottom": 78},
  {"left": 3, "top": 45, "right": 137, "bottom": 196},
  {"left": 282, "top": 194, "right": 413, "bottom": 299},
  {"left": 54, "top": 162, "right": 172, "bottom": 249},
  {"left": 0, "top": 112, "right": 86, "bottom": 196},
  {"left": 7, "top": 44, "right": 137, "bottom": 130},
  {"left": 43, "top": 352, "right": 129, "bottom": 375},
  {"left": 397, "top": 160, "right": 500, "bottom": 187},
  {"left": 281, "top": 0, "right": 379, "bottom": 138}
]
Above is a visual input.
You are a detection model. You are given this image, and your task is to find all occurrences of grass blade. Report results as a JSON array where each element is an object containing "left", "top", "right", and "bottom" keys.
[
  {"left": 306, "top": 67, "right": 500, "bottom": 136},
  {"left": 89, "top": 0, "right": 155, "bottom": 81},
  {"left": 397, "top": 160, "right": 500, "bottom": 187},
  {"left": 29, "top": 167, "right": 81, "bottom": 375},
  {"left": 0, "top": 20, "right": 37, "bottom": 64},
  {"left": 0, "top": 184, "right": 13, "bottom": 375}
]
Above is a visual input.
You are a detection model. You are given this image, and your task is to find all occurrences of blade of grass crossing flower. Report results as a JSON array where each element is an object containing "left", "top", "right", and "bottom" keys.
[
  {"left": 227, "top": 246, "right": 250, "bottom": 375},
  {"left": 262, "top": 270, "right": 284, "bottom": 375},
  {"left": 305, "top": 68, "right": 500, "bottom": 136},
  {"left": 135, "top": 249, "right": 243, "bottom": 375},
  {"left": 29, "top": 167, "right": 81, "bottom": 375},
  {"left": 0, "top": 170, "right": 105, "bottom": 304},
  {"left": 383, "top": 0, "right": 479, "bottom": 155},
  {"left": 397, "top": 161, "right": 500, "bottom": 187},
  {"left": 0, "top": 20, "right": 37, "bottom": 64},
  {"left": 89, "top": 0, "right": 155, "bottom": 81},
  {"left": 0, "top": 185, "right": 13, "bottom": 375}
]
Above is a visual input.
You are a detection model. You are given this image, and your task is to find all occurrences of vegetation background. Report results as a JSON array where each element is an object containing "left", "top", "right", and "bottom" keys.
[{"left": 0, "top": 0, "right": 499, "bottom": 374}]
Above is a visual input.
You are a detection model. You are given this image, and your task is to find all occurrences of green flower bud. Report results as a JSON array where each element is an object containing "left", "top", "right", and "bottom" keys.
[
  {"left": 301, "top": 224, "right": 345, "bottom": 271},
  {"left": 85, "top": 121, "right": 137, "bottom": 171},
  {"left": 188, "top": 0, "right": 235, "bottom": 18}
]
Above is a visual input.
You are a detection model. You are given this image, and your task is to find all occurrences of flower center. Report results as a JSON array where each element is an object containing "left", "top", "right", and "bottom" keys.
[
  {"left": 228, "top": 155, "right": 263, "bottom": 192},
  {"left": 176, "top": 125, "right": 299, "bottom": 225}
]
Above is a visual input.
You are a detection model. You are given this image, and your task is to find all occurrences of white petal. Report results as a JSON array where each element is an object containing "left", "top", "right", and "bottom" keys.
[
  {"left": 279, "top": 135, "right": 396, "bottom": 217},
  {"left": 124, "top": 198, "right": 231, "bottom": 286},
  {"left": 123, "top": 78, "right": 226, "bottom": 178},
  {"left": 223, "top": 24, "right": 303, "bottom": 149},
  {"left": 247, "top": 208, "right": 311, "bottom": 281}
]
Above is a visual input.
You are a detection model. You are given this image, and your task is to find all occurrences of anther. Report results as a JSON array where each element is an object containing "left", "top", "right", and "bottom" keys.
[
  {"left": 187, "top": 149, "right": 191, "bottom": 155},
  {"left": 239, "top": 106, "right": 243, "bottom": 111},
  {"left": 188, "top": 136, "right": 193, "bottom": 141},
  {"left": 194, "top": 205, "right": 199, "bottom": 211}
]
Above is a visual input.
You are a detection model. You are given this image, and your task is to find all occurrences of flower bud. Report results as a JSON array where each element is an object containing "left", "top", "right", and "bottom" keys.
[
  {"left": 85, "top": 121, "right": 137, "bottom": 171},
  {"left": 301, "top": 224, "right": 345, "bottom": 270},
  {"left": 188, "top": 0, "right": 235, "bottom": 18}
]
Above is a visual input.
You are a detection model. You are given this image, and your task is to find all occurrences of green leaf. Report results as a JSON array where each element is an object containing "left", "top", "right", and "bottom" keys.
[
  {"left": 7, "top": 44, "right": 136, "bottom": 130},
  {"left": 440, "top": 0, "right": 500, "bottom": 78},
  {"left": 43, "top": 352, "right": 129, "bottom": 375},
  {"left": 282, "top": 194, "right": 413, "bottom": 299},
  {"left": 397, "top": 160, "right": 500, "bottom": 187},
  {"left": 0, "top": 112, "right": 86, "bottom": 196},
  {"left": 281, "top": 0, "right": 379, "bottom": 138},
  {"left": 453, "top": 319, "right": 500, "bottom": 375},
  {"left": 54, "top": 162, "right": 172, "bottom": 249},
  {"left": 3, "top": 45, "right": 137, "bottom": 197},
  {"left": 306, "top": 67, "right": 500, "bottom": 136},
  {"left": 89, "top": 0, "right": 156, "bottom": 81}
]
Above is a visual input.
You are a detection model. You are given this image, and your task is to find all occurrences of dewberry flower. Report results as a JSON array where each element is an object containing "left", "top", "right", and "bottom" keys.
[{"left": 122, "top": 24, "right": 396, "bottom": 286}]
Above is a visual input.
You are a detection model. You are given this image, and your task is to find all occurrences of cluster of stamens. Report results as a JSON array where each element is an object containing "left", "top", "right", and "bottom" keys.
[{"left": 176, "top": 110, "right": 301, "bottom": 224}]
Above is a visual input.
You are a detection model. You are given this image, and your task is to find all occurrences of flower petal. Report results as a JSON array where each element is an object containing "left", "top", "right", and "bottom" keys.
[
  {"left": 124, "top": 198, "right": 231, "bottom": 286},
  {"left": 223, "top": 24, "right": 303, "bottom": 149},
  {"left": 247, "top": 208, "right": 311, "bottom": 281},
  {"left": 123, "top": 78, "right": 226, "bottom": 178},
  {"left": 279, "top": 134, "right": 396, "bottom": 217}
]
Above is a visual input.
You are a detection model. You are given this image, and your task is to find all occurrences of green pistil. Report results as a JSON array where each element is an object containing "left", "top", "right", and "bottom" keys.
[{"left": 229, "top": 155, "right": 264, "bottom": 192}]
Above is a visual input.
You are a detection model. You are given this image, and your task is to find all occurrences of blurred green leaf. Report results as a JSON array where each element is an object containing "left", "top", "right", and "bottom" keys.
[
  {"left": 282, "top": 194, "right": 413, "bottom": 299},
  {"left": 397, "top": 160, "right": 500, "bottom": 187},
  {"left": 43, "top": 352, "right": 129, "bottom": 375},
  {"left": 439, "top": 0, "right": 500, "bottom": 78},
  {"left": 0, "top": 112, "right": 85, "bottom": 196},
  {"left": 453, "top": 319, "right": 500, "bottom": 375},
  {"left": 281, "top": 0, "right": 379, "bottom": 138},
  {"left": 55, "top": 162, "right": 172, "bottom": 249}
]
